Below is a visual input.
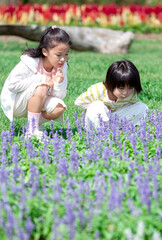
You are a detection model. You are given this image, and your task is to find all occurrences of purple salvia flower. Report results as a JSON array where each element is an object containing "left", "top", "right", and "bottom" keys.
[
  {"left": 127, "top": 198, "right": 141, "bottom": 217},
  {"left": 21, "top": 125, "right": 26, "bottom": 136},
  {"left": 125, "top": 172, "right": 132, "bottom": 188},
  {"left": 74, "top": 111, "right": 82, "bottom": 138},
  {"left": 156, "top": 145, "right": 161, "bottom": 161},
  {"left": 137, "top": 164, "right": 145, "bottom": 175},
  {"left": 155, "top": 123, "right": 161, "bottom": 141},
  {"left": 12, "top": 164, "right": 21, "bottom": 182},
  {"left": 64, "top": 202, "right": 76, "bottom": 240},
  {"left": 120, "top": 116, "right": 128, "bottom": 132},
  {"left": 108, "top": 178, "right": 124, "bottom": 212},
  {"left": 30, "top": 176, "right": 39, "bottom": 197},
  {"left": 69, "top": 140, "right": 79, "bottom": 172},
  {"left": 81, "top": 110, "right": 86, "bottom": 130},
  {"left": 64, "top": 202, "right": 76, "bottom": 225},
  {"left": 116, "top": 137, "right": 122, "bottom": 158},
  {"left": 122, "top": 141, "right": 129, "bottom": 161},
  {"left": 39, "top": 149, "right": 45, "bottom": 163},
  {"left": 50, "top": 120, "right": 54, "bottom": 137},
  {"left": 129, "top": 133, "right": 138, "bottom": 157},
  {"left": 44, "top": 146, "right": 50, "bottom": 164},
  {"left": 0, "top": 131, "right": 10, "bottom": 164},
  {"left": 136, "top": 175, "right": 152, "bottom": 213},
  {"left": 96, "top": 114, "right": 107, "bottom": 135},
  {"left": 11, "top": 143, "right": 19, "bottom": 165},
  {"left": 57, "top": 157, "right": 68, "bottom": 176},
  {"left": 59, "top": 136, "right": 65, "bottom": 157},
  {"left": 77, "top": 207, "right": 86, "bottom": 228},
  {"left": 85, "top": 127, "right": 94, "bottom": 148},
  {"left": 52, "top": 132, "right": 60, "bottom": 162},
  {"left": 25, "top": 217, "right": 35, "bottom": 237},
  {"left": 18, "top": 227, "right": 28, "bottom": 240},
  {"left": 129, "top": 162, "right": 135, "bottom": 173},
  {"left": 51, "top": 177, "right": 62, "bottom": 202},
  {"left": 152, "top": 176, "right": 159, "bottom": 200},
  {"left": 0, "top": 202, "right": 5, "bottom": 229},
  {"left": 10, "top": 121, "right": 15, "bottom": 136},
  {"left": 102, "top": 146, "right": 110, "bottom": 162},
  {"left": 42, "top": 175, "right": 48, "bottom": 201},
  {"left": 0, "top": 166, "right": 10, "bottom": 185},
  {"left": 59, "top": 127, "right": 63, "bottom": 136},
  {"left": 26, "top": 140, "right": 36, "bottom": 158},
  {"left": 66, "top": 116, "right": 73, "bottom": 141},
  {"left": 95, "top": 230, "right": 100, "bottom": 239},
  {"left": 27, "top": 163, "right": 39, "bottom": 187},
  {"left": 4, "top": 205, "right": 15, "bottom": 239}
]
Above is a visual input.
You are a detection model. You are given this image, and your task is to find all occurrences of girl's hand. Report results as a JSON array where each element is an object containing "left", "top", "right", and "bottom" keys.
[
  {"left": 53, "top": 68, "right": 64, "bottom": 83},
  {"left": 45, "top": 75, "right": 54, "bottom": 88}
]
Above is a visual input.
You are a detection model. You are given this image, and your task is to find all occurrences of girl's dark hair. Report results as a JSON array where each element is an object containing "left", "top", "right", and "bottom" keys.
[
  {"left": 103, "top": 60, "right": 142, "bottom": 94},
  {"left": 23, "top": 26, "right": 72, "bottom": 58}
]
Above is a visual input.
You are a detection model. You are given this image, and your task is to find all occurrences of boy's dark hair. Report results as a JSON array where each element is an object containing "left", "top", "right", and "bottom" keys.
[
  {"left": 23, "top": 26, "right": 72, "bottom": 58},
  {"left": 103, "top": 60, "right": 142, "bottom": 94}
]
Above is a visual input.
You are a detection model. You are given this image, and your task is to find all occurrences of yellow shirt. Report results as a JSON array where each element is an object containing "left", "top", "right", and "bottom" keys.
[{"left": 75, "top": 82, "right": 137, "bottom": 111}]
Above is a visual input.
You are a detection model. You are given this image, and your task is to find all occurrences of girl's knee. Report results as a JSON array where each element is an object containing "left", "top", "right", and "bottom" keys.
[
  {"left": 34, "top": 85, "right": 48, "bottom": 98},
  {"left": 49, "top": 103, "right": 66, "bottom": 118},
  {"left": 55, "top": 103, "right": 66, "bottom": 115}
]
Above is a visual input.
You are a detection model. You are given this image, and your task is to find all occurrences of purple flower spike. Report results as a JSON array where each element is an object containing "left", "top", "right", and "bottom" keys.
[{"left": 26, "top": 217, "right": 35, "bottom": 237}]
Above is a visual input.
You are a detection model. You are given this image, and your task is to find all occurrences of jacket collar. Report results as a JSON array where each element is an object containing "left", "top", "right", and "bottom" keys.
[{"left": 20, "top": 55, "right": 39, "bottom": 73}]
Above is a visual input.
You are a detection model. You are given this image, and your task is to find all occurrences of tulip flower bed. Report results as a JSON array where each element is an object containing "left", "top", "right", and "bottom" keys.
[
  {"left": 0, "top": 3, "right": 162, "bottom": 33},
  {"left": 0, "top": 110, "right": 162, "bottom": 240}
]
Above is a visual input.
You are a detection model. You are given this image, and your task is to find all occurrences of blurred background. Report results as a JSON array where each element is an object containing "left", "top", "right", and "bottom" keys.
[{"left": 1, "top": 0, "right": 162, "bottom": 6}]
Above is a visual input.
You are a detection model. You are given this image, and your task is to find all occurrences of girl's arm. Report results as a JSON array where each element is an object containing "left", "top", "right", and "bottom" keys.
[
  {"left": 50, "top": 62, "right": 67, "bottom": 99},
  {"left": 7, "top": 61, "right": 46, "bottom": 93}
]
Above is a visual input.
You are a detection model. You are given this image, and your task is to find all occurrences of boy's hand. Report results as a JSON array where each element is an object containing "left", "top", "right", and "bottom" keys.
[
  {"left": 45, "top": 75, "right": 54, "bottom": 88},
  {"left": 53, "top": 68, "right": 64, "bottom": 83}
]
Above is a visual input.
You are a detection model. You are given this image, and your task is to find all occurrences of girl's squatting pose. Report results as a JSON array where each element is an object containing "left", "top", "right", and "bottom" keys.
[
  {"left": 75, "top": 60, "right": 148, "bottom": 129},
  {"left": 1, "top": 26, "right": 71, "bottom": 139}
]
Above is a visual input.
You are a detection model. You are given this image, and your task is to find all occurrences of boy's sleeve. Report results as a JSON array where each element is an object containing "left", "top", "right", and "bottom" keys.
[{"left": 75, "top": 84, "right": 98, "bottom": 109}]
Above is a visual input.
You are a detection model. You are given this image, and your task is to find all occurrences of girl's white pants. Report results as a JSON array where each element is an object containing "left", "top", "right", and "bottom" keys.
[{"left": 85, "top": 100, "right": 148, "bottom": 129}]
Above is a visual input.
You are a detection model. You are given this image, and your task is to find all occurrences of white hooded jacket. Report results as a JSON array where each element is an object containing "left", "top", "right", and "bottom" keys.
[{"left": 1, "top": 55, "right": 67, "bottom": 121}]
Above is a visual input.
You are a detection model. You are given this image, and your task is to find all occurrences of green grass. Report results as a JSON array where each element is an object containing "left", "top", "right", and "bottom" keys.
[{"left": 0, "top": 38, "right": 162, "bottom": 133}]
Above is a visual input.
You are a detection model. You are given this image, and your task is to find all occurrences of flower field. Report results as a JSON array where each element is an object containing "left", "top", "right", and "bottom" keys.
[
  {"left": 0, "top": 3, "right": 162, "bottom": 33},
  {"left": 0, "top": 110, "right": 162, "bottom": 240}
]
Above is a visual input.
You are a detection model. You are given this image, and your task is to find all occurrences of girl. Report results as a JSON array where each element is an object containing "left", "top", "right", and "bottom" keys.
[
  {"left": 1, "top": 26, "right": 71, "bottom": 138},
  {"left": 75, "top": 60, "right": 148, "bottom": 129}
]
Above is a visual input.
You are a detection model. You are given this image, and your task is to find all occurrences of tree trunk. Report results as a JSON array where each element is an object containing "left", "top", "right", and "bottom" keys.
[
  {"left": 0, "top": 0, "right": 21, "bottom": 5},
  {"left": 0, "top": 24, "right": 134, "bottom": 54}
]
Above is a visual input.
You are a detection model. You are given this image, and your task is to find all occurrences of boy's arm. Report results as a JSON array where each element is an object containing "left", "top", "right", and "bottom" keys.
[{"left": 75, "top": 85, "right": 97, "bottom": 109}]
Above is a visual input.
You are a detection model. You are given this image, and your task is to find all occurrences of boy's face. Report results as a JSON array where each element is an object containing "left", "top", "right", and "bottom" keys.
[
  {"left": 113, "top": 86, "right": 133, "bottom": 99},
  {"left": 42, "top": 43, "right": 70, "bottom": 71}
]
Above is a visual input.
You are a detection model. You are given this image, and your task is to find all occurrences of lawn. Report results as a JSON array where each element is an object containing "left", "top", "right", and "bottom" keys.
[
  {"left": 0, "top": 38, "right": 162, "bottom": 132},
  {"left": 0, "top": 38, "right": 162, "bottom": 240}
]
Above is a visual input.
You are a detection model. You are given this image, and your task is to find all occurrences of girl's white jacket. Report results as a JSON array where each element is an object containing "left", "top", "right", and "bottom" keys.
[{"left": 1, "top": 55, "right": 67, "bottom": 121}]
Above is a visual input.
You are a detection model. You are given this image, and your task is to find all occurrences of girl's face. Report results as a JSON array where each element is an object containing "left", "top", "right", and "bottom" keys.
[
  {"left": 42, "top": 43, "right": 70, "bottom": 71},
  {"left": 112, "top": 86, "right": 133, "bottom": 100}
]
